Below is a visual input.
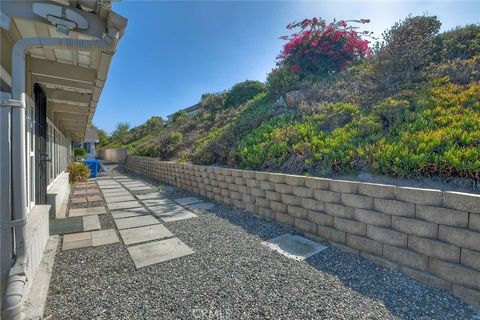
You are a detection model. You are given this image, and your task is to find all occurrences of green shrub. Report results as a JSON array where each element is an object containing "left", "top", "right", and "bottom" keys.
[
  {"left": 433, "top": 25, "right": 480, "bottom": 62},
  {"left": 67, "top": 162, "right": 90, "bottom": 183},
  {"left": 170, "top": 132, "right": 183, "bottom": 144},
  {"left": 170, "top": 110, "right": 188, "bottom": 123},
  {"left": 73, "top": 147, "right": 86, "bottom": 157},
  {"left": 374, "top": 15, "right": 441, "bottom": 88},
  {"left": 266, "top": 66, "right": 300, "bottom": 97},
  {"left": 224, "top": 80, "right": 266, "bottom": 107}
]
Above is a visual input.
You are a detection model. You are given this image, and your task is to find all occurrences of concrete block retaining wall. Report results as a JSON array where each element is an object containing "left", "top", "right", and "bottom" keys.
[{"left": 126, "top": 156, "right": 480, "bottom": 307}]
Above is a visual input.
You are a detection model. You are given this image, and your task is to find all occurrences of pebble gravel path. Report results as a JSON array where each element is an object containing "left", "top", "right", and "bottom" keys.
[{"left": 44, "top": 169, "right": 478, "bottom": 320}]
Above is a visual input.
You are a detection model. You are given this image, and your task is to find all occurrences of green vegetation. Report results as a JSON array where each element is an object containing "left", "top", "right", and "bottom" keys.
[
  {"left": 74, "top": 147, "right": 86, "bottom": 161},
  {"left": 97, "top": 16, "right": 480, "bottom": 185}
]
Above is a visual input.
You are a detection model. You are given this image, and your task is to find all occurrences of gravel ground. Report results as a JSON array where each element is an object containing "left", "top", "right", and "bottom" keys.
[{"left": 44, "top": 169, "right": 477, "bottom": 320}]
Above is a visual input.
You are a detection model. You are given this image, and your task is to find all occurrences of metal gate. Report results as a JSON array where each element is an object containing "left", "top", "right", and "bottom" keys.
[{"left": 34, "top": 84, "right": 48, "bottom": 204}]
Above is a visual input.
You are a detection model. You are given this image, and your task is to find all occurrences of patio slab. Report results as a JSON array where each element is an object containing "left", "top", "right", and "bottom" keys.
[
  {"left": 175, "top": 197, "right": 204, "bottom": 206},
  {"left": 142, "top": 199, "right": 176, "bottom": 207},
  {"left": 102, "top": 192, "right": 130, "bottom": 198},
  {"left": 114, "top": 215, "right": 160, "bottom": 230},
  {"left": 83, "top": 215, "right": 101, "bottom": 231},
  {"left": 108, "top": 201, "right": 141, "bottom": 211},
  {"left": 62, "top": 232, "right": 91, "bottom": 251},
  {"left": 122, "top": 183, "right": 147, "bottom": 187},
  {"left": 49, "top": 217, "right": 83, "bottom": 235},
  {"left": 87, "top": 195, "right": 102, "bottom": 202},
  {"left": 99, "top": 185, "right": 122, "bottom": 190},
  {"left": 136, "top": 192, "right": 167, "bottom": 200},
  {"left": 111, "top": 209, "right": 148, "bottom": 219},
  {"left": 91, "top": 229, "right": 119, "bottom": 246},
  {"left": 187, "top": 202, "right": 215, "bottom": 211},
  {"left": 104, "top": 195, "right": 136, "bottom": 203},
  {"left": 157, "top": 210, "right": 198, "bottom": 222},
  {"left": 69, "top": 206, "right": 106, "bottom": 217},
  {"left": 128, "top": 186, "right": 154, "bottom": 191},
  {"left": 261, "top": 234, "right": 328, "bottom": 261},
  {"left": 147, "top": 204, "right": 185, "bottom": 215},
  {"left": 119, "top": 224, "right": 173, "bottom": 245},
  {"left": 127, "top": 237, "right": 195, "bottom": 269},
  {"left": 70, "top": 197, "right": 87, "bottom": 205}
]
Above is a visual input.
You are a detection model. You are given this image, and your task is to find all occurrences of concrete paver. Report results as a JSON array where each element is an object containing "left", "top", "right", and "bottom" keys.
[
  {"left": 105, "top": 195, "right": 136, "bottom": 203},
  {"left": 127, "top": 237, "right": 194, "bottom": 269},
  {"left": 175, "top": 197, "right": 204, "bottom": 206},
  {"left": 111, "top": 210, "right": 148, "bottom": 219},
  {"left": 114, "top": 215, "right": 160, "bottom": 229},
  {"left": 83, "top": 215, "right": 101, "bottom": 231},
  {"left": 108, "top": 201, "right": 141, "bottom": 211},
  {"left": 136, "top": 192, "right": 167, "bottom": 200},
  {"left": 262, "top": 234, "right": 328, "bottom": 261},
  {"left": 119, "top": 224, "right": 173, "bottom": 245},
  {"left": 62, "top": 232, "right": 91, "bottom": 250},
  {"left": 92, "top": 229, "right": 119, "bottom": 246},
  {"left": 142, "top": 199, "right": 176, "bottom": 207},
  {"left": 69, "top": 206, "right": 106, "bottom": 217}
]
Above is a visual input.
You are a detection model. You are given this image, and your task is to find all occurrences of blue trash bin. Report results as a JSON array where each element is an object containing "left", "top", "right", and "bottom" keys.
[{"left": 83, "top": 159, "right": 99, "bottom": 178}]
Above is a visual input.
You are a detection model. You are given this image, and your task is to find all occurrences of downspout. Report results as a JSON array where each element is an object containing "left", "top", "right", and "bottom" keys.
[{"left": 1, "top": 27, "right": 120, "bottom": 320}]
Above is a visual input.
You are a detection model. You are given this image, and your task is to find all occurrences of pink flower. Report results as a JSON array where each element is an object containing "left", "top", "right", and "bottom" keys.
[
  {"left": 311, "top": 40, "right": 319, "bottom": 46},
  {"left": 290, "top": 64, "right": 302, "bottom": 74}
]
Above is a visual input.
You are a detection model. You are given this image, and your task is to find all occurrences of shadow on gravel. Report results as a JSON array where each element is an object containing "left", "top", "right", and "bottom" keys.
[
  {"left": 304, "top": 248, "right": 475, "bottom": 319},
  {"left": 195, "top": 201, "right": 475, "bottom": 319}
]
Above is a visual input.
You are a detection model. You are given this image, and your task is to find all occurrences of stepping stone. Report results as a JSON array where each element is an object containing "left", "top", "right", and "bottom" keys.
[
  {"left": 142, "top": 199, "right": 175, "bottom": 207},
  {"left": 111, "top": 209, "right": 148, "bottom": 219},
  {"left": 127, "top": 237, "right": 195, "bottom": 269},
  {"left": 156, "top": 210, "right": 198, "bottom": 222},
  {"left": 102, "top": 191, "right": 130, "bottom": 198},
  {"left": 175, "top": 197, "right": 204, "bottom": 206},
  {"left": 83, "top": 215, "right": 101, "bottom": 231},
  {"left": 187, "top": 202, "right": 215, "bottom": 211},
  {"left": 136, "top": 193, "right": 167, "bottom": 200},
  {"left": 108, "top": 201, "right": 141, "bottom": 211},
  {"left": 129, "top": 186, "right": 153, "bottom": 191},
  {"left": 114, "top": 215, "right": 160, "bottom": 229},
  {"left": 119, "top": 224, "right": 173, "bottom": 245},
  {"left": 99, "top": 185, "right": 122, "bottom": 190},
  {"left": 123, "top": 183, "right": 146, "bottom": 187},
  {"left": 91, "top": 229, "right": 119, "bottom": 246},
  {"left": 148, "top": 204, "right": 185, "bottom": 215},
  {"left": 69, "top": 206, "right": 106, "bottom": 217},
  {"left": 63, "top": 232, "right": 92, "bottom": 251},
  {"left": 105, "top": 195, "right": 136, "bottom": 203},
  {"left": 261, "top": 234, "right": 328, "bottom": 261},
  {"left": 87, "top": 195, "right": 102, "bottom": 202},
  {"left": 49, "top": 217, "right": 83, "bottom": 235},
  {"left": 70, "top": 197, "right": 87, "bottom": 205}
]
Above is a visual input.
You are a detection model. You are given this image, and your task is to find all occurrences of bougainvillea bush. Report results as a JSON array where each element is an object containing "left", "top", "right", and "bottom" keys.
[{"left": 276, "top": 18, "right": 373, "bottom": 77}]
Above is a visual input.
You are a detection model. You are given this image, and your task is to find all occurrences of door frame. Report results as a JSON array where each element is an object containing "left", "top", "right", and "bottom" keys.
[{"left": 34, "top": 83, "right": 48, "bottom": 205}]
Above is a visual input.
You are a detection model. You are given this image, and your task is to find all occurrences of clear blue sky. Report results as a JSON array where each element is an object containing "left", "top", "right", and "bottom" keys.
[{"left": 94, "top": 1, "right": 480, "bottom": 134}]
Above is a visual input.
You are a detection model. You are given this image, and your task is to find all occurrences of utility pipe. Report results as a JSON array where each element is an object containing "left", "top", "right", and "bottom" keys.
[{"left": 1, "top": 27, "right": 120, "bottom": 320}]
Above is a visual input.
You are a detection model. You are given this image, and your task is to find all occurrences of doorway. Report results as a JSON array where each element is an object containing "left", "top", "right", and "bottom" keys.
[{"left": 34, "top": 83, "right": 48, "bottom": 204}]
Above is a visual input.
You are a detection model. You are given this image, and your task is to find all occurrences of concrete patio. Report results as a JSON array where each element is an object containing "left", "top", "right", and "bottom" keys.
[{"left": 41, "top": 167, "right": 479, "bottom": 319}]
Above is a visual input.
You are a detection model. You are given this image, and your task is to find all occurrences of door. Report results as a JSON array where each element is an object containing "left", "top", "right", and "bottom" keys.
[{"left": 34, "top": 84, "right": 48, "bottom": 204}]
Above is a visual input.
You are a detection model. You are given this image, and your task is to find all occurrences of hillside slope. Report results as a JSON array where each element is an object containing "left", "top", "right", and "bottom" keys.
[{"left": 99, "top": 17, "right": 480, "bottom": 188}]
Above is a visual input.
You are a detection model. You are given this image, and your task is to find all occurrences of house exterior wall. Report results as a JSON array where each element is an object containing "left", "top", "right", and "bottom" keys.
[
  {"left": 125, "top": 156, "right": 480, "bottom": 308},
  {"left": 1, "top": 34, "right": 72, "bottom": 311}
]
